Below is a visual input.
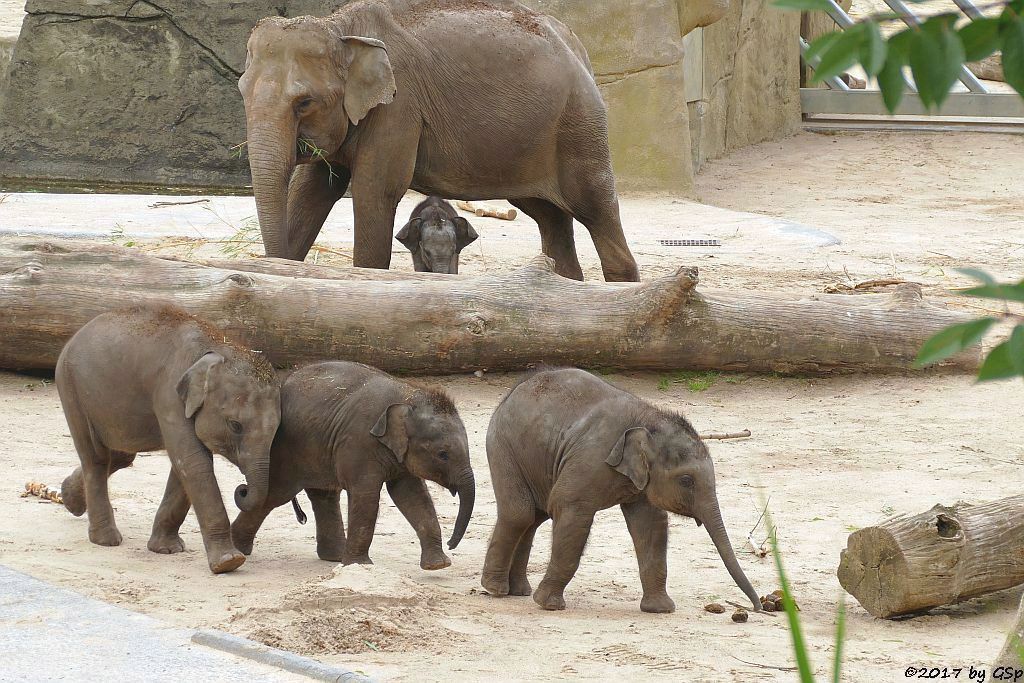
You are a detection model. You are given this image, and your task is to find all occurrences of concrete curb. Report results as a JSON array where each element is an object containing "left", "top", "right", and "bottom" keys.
[{"left": 192, "top": 629, "right": 374, "bottom": 682}]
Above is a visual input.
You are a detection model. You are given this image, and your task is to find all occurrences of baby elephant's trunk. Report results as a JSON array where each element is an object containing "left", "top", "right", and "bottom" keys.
[
  {"left": 702, "top": 501, "right": 761, "bottom": 611},
  {"left": 447, "top": 469, "right": 475, "bottom": 549}
]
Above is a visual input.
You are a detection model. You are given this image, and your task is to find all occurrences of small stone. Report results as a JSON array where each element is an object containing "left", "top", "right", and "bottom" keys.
[
  {"left": 704, "top": 603, "right": 726, "bottom": 614},
  {"left": 731, "top": 609, "right": 748, "bottom": 623},
  {"left": 473, "top": 370, "right": 485, "bottom": 378}
]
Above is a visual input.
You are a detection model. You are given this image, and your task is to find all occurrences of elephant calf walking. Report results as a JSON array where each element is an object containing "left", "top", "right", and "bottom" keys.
[
  {"left": 227, "top": 362, "right": 476, "bottom": 570},
  {"left": 481, "top": 368, "right": 761, "bottom": 613}
]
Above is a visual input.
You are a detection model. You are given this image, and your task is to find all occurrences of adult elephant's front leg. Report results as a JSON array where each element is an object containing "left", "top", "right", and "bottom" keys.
[
  {"left": 286, "top": 162, "right": 350, "bottom": 261},
  {"left": 349, "top": 137, "right": 417, "bottom": 269},
  {"left": 386, "top": 475, "right": 450, "bottom": 570},
  {"left": 621, "top": 498, "right": 675, "bottom": 613}
]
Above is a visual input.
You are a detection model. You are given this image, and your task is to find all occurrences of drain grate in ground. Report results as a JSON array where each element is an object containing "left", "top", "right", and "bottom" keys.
[{"left": 657, "top": 239, "right": 721, "bottom": 247}]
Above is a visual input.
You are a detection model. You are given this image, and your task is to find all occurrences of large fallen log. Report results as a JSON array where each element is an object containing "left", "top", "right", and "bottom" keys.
[
  {"left": 0, "top": 237, "right": 981, "bottom": 374},
  {"left": 838, "top": 495, "right": 1024, "bottom": 618}
]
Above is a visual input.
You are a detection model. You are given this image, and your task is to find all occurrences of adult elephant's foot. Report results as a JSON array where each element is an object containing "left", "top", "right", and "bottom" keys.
[
  {"left": 480, "top": 571, "right": 510, "bottom": 597},
  {"left": 209, "top": 549, "right": 246, "bottom": 574},
  {"left": 640, "top": 592, "right": 676, "bottom": 614},
  {"left": 61, "top": 471, "right": 87, "bottom": 517},
  {"left": 147, "top": 531, "right": 186, "bottom": 554},
  {"left": 341, "top": 551, "right": 373, "bottom": 566},
  {"left": 89, "top": 524, "right": 122, "bottom": 546},
  {"left": 420, "top": 547, "right": 451, "bottom": 571},
  {"left": 533, "top": 580, "right": 566, "bottom": 611},
  {"left": 508, "top": 575, "right": 532, "bottom": 596}
]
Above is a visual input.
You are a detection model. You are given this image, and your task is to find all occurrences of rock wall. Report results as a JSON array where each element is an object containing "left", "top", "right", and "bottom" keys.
[
  {"left": 690, "top": 0, "right": 802, "bottom": 169},
  {"left": 0, "top": 0, "right": 801, "bottom": 193}
]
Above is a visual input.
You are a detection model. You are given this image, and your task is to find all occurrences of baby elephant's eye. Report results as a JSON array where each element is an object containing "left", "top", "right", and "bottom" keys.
[
  {"left": 228, "top": 420, "right": 243, "bottom": 434},
  {"left": 678, "top": 475, "right": 695, "bottom": 487},
  {"left": 437, "top": 450, "right": 450, "bottom": 461}
]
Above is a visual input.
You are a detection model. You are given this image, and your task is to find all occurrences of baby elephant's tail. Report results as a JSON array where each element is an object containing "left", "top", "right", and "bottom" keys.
[{"left": 291, "top": 497, "right": 307, "bottom": 524}]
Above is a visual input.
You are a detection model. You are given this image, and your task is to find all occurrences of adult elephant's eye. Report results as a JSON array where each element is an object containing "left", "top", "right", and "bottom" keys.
[
  {"left": 437, "top": 451, "right": 449, "bottom": 461},
  {"left": 228, "top": 420, "right": 243, "bottom": 434},
  {"left": 296, "top": 97, "right": 315, "bottom": 113}
]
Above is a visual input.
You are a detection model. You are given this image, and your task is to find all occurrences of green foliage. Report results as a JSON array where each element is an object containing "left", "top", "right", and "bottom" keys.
[
  {"left": 657, "top": 370, "right": 721, "bottom": 392},
  {"left": 915, "top": 269, "right": 1024, "bottom": 381},
  {"left": 788, "top": 0, "right": 1024, "bottom": 112}
]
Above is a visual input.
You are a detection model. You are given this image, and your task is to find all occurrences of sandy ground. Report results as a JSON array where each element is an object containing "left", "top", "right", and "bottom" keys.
[{"left": 2, "top": 130, "right": 1024, "bottom": 682}]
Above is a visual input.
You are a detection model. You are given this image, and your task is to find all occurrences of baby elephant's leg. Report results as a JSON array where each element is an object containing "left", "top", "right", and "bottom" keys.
[
  {"left": 306, "top": 488, "right": 346, "bottom": 562},
  {"left": 508, "top": 513, "right": 547, "bottom": 596},
  {"left": 149, "top": 469, "right": 190, "bottom": 554},
  {"left": 621, "top": 498, "right": 675, "bottom": 613},
  {"left": 533, "top": 508, "right": 596, "bottom": 610},
  {"left": 342, "top": 483, "right": 382, "bottom": 565},
  {"left": 482, "top": 497, "right": 537, "bottom": 596},
  {"left": 386, "top": 475, "right": 449, "bottom": 570}
]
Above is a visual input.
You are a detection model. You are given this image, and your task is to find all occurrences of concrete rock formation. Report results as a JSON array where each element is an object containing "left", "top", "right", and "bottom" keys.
[{"left": 0, "top": 0, "right": 800, "bottom": 194}]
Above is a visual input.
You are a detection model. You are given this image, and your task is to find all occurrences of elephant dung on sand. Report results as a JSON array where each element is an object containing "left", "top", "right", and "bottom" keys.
[{"left": 239, "top": 0, "right": 639, "bottom": 282}]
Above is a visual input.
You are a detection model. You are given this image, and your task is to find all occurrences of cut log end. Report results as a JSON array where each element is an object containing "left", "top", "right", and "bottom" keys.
[{"left": 838, "top": 527, "right": 912, "bottom": 618}]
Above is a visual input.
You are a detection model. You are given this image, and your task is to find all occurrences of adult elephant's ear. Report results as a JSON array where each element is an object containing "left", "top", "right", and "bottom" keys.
[
  {"left": 605, "top": 427, "right": 652, "bottom": 490},
  {"left": 176, "top": 352, "right": 224, "bottom": 418},
  {"left": 340, "top": 36, "right": 396, "bottom": 125},
  {"left": 371, "top": 403, "right": 413, "bottom": 462}
]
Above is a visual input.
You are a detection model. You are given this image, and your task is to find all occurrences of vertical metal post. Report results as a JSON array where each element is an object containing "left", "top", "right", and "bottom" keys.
[{"left": 800, "top": 37, "right": 851, "bottom": 91}]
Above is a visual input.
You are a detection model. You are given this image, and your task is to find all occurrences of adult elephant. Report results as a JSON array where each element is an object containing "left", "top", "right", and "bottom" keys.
[{"left": 238, "top": 0, "right": 640, "bottom": 282}]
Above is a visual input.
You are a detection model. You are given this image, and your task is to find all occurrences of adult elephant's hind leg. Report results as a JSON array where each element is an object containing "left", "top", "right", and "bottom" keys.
[
  {"left": 286, "top": 162, "right": 351, "bottom": 261},
  {"left": 509, "top": 198, "right": 584, "bottom": 281}
]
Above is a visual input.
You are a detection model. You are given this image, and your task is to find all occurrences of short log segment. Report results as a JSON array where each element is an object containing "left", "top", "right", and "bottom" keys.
[
  {"left": 838, "top": 496, "right": 1024, "bottom": 618},
  {"left": 0, "top": 238, "right": 981, "bottom": 374}
]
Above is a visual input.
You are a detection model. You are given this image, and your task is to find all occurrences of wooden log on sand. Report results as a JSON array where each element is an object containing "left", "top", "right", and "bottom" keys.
[
  {"left": 0, "top": 237, "right": 981, "bottom": 374},
  {"left": 838, "top": 495, "right": 1024, "bottom": 618}
]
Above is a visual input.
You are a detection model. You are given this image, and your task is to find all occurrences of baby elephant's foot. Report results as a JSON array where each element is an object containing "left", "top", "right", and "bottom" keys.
[
  {"left": 89, "top": 524, "right": 122, "bottom": 547},
  {"left": 230, "top": 529, "right": 255, "bottom": 556},
  {"left": 61, "top": 472, "right": 86, "bottom": 517},
  {"left": 209, "top": 549, "right": 246, "bottom": 574},
  {"left": 481, "top": 571, "right": 510, "bottom": 597},
  {"left": 147, "top": 531, "right": 185, "bottom": 555},
  {"left": 316, "top": 539, "right": 347, "bottom": 562},
  {"left": 508, "top": 576, "right": 533, "bottom": 596},
  {"left": 420, "top": 547, "right": 451, "bottom": 571},
  {"left": 640, "top": 592, "right": 676, "bottom": 614},
  {"left": 533, "top": 580, "right": 566, "bottom": 611},
  {"left": 341, "top": 552, "right": 373, "bottom": 566}
]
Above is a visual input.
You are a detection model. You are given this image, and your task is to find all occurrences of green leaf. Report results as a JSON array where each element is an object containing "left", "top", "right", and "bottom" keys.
[
  {"left": 805, "top": 31, "right": 843, "bottom": 65},
  {"left": 774, "top": 0, "right": 832, "bottom": 10},
  {"left": 910, "top": 17, "right": 966, "bottom": 109},
  {"left": 813, "top": 25, "right": 868, "bottom": 83},
  {"left": 957, "top": 267, "right": 997, "bottom": 286},
  {"left": 878, "top": 56, "right": 906, "bottom": 112},
  {"left": 832, "top": 596, "right": 846, "bottom": 683},
  {"left": 961, "top": 280, "right": 1024, "bottom": 303},
  {"left": 767, "top": 514, "right": 815, "bottom": 683},
  {"left": 977, "top": 340, "right": 1023, "bottom": 381},
  {"left": 1008, "top": 325, "right": 1024, "bottom": 376},
  {"left": 915, "top": 317, "right": 997, "bottom": 367},
  {"left": 1001, "top": 16, "right": 1024, "bottom": 96},
  {"left": 861, "top": 22, "right": 887, "bottom": 77},
  {"left": 959, "top": 18, "right": 1002, "bottom": 62}
]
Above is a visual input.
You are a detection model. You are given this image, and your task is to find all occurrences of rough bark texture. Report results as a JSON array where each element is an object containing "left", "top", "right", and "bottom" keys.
[
  {"left": 0, "top": 238, "right": 982, "bottom": 375},
  {"left": 838, "top": 496, "right": 1024, "bottom": 619}
]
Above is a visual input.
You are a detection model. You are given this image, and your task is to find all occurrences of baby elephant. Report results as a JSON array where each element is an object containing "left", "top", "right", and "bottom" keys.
[
  {"left": 57, "top": 304, "right": 281, "bottom": 574},
  {"left": 230, "top": 362, "right": 476, "bottom": 570},
  {"left": 395, "top": 196, "right": 478, "bottom": 274},
  {"left": 482, "top": 368, "right": 761, "bottom": 613}
]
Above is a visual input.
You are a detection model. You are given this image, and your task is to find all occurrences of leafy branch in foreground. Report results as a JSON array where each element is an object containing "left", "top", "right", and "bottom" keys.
[
  {"left": 915, "top": 269, "right": 1024, "bottom": 379},
  {"left": 776, "top": 0, "right": 1024, "bottom": 111}
]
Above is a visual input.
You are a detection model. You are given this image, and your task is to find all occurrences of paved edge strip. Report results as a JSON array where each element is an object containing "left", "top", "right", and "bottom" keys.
[{"left": 191, "top": 628, "right": 374, "bottom": 682}]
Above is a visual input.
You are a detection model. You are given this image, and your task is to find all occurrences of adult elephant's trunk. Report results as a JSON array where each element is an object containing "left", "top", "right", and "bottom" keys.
[
  {"left": 702, "top": 500, "right": 761, "bottom": 611},
  {"left": 246, "top": 119, "right": 295, "bottom": 259},
  {"left": 447, "top": 469, "right": 475, "bottom": 549},
  {"left": 234, "top": 461, "right": 270, "bottom": 513}
]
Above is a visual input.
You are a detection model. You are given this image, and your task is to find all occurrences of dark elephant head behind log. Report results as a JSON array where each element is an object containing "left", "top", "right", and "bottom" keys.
[{"left": 396, "top": 196, "right": 478, "bottom": 274}]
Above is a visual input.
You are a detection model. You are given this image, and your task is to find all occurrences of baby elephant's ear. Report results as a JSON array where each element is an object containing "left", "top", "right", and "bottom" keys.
[
  {"left": 395, "top": 218, "right": 422, "bottom": 252},
  {"left": 176, "top": 352, "right": 225, "bottom": 419},
  {"left": 370, "top": 403, "right": 414, "bottom": 462},
  {"left": 453, "top": 217, "right": 479, "bottom": 252},
  {"left": 605, "top": 427, "right": 652, "bottom": 491}
]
